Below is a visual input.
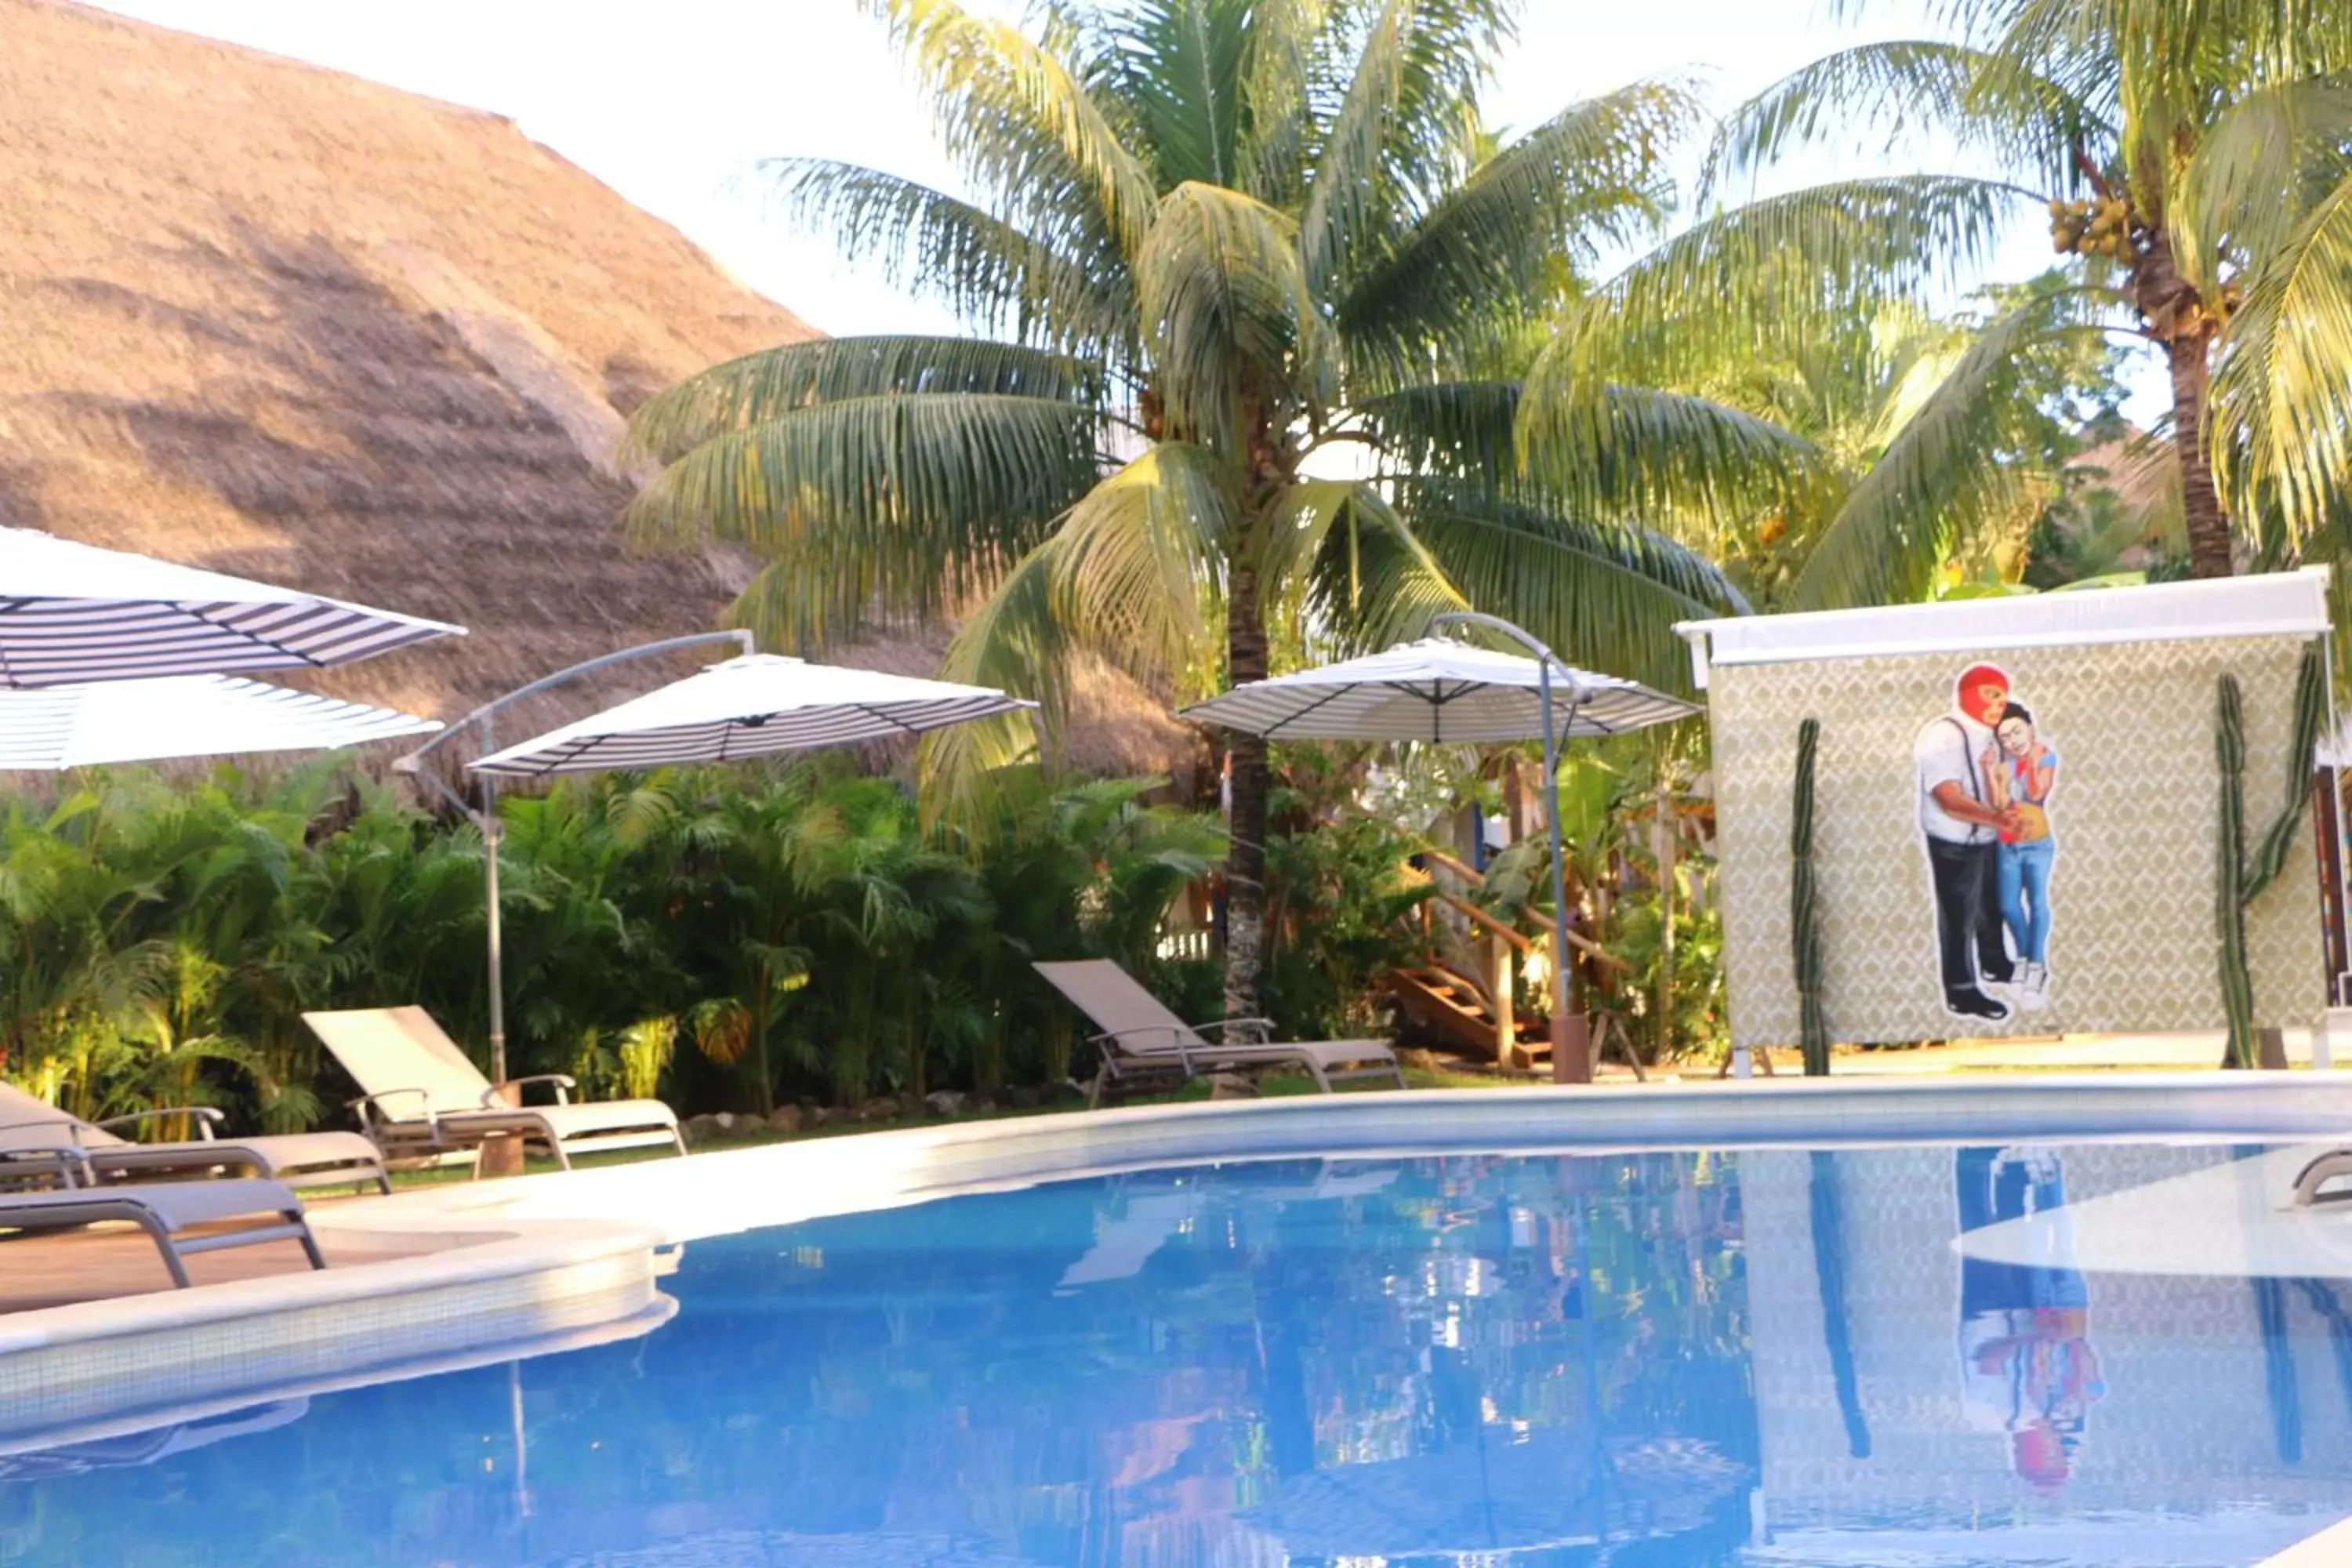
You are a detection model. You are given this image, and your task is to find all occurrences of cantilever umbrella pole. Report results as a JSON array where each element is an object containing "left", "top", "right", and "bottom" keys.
[
  {"left": 1429, "top": 612, "right": 1590, "bottom": 1083},
  {"left": 394, "top": 630, "right": 755, "bottom": 1083}
]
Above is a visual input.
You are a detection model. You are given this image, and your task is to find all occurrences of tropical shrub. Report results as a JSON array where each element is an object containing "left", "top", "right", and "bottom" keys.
[{"left": 0, "top": 764, "right": 1242, "bottom": 1122}]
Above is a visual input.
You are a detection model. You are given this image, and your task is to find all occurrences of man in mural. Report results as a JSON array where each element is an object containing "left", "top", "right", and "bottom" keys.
[
  {"left": 1955, "top": 1145, "right": 2107, "bottom": 1490},
  {"left": 1915, "top": 665, "right": 2024, "bottom": 1019}
]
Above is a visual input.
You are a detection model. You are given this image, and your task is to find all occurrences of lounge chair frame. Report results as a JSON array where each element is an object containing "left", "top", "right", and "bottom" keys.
[
  {"left": 304, "top": 1007, "right": 686, "bottom": 1172},
  {"left": 0, "top": 1174, "right": 325, "bottom": 1289},
  {"left": 1035, "top": 960, "right": 1407, "bottom": 1107},
  {"left": 0, "top": 1098, "right": 390, "bottom": 1196}
]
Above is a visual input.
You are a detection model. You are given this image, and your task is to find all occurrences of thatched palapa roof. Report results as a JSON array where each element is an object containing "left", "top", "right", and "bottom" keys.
[{"left": 0, "top": 0, "right": 1196, "bottom": 780}]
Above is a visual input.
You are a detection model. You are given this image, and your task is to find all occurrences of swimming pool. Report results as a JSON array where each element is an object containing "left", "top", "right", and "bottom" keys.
[{"left": 5, "top": 1137, "right": 2349, "bottom": 1566}]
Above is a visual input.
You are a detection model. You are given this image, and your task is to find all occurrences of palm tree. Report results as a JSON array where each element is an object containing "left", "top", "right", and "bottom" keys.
[
  {"left": 620, "top": 0, "right": 1748, "bottom": 1021},
  {"left": 1678, "top": 0, "right": 2352, "bottom": 580}
]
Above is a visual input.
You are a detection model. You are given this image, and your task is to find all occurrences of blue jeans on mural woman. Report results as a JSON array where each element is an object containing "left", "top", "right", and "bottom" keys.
[{"left": 1997, "top": 839, "right": 2055, "bottom": 966}]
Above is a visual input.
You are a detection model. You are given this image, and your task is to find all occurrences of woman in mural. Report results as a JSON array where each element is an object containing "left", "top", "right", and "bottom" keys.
[{"left": 1984, "top": 703, "right": 2057, "bottom": 1007}]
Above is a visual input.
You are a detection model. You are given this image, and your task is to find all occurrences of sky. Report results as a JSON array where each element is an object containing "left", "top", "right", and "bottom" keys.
[{"left": 96, "top": 0, "right": 2136, "bottom": 399}]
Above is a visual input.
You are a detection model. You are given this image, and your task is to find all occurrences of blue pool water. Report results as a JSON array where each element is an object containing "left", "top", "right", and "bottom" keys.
[{"left": 5, "top": 1143, "right": 2351, "bottom": 1566}]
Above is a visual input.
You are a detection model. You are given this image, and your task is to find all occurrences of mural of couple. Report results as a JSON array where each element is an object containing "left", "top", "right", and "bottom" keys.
[{"left": 1913, "top": 663, "right": 2059, "bottom": 1022}]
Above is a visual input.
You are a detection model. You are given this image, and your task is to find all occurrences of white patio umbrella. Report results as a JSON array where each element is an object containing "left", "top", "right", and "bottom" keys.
[
  {"left": 1175, "top": 637, "right": 1698, "bottom": 740},
  {"left": 0, "top": 675, "right": 440, "bottom": 770},
  {"left": 466, "top": 653, "right": 1036, "bottom": 776},
  {"left": 405, "top": 640, "right": 1034, "bottom": 1084},
  {"left": 1178, "top": 613, "right": 1698, "bottom": 1083},
  {"left": 0, "top": 526, "right": 462, "bottom": 687}
]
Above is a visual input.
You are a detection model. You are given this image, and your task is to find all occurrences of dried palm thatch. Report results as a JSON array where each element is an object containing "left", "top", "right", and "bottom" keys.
[{"left": 0, "top": 0, "right": 1196, "bottom": 781}]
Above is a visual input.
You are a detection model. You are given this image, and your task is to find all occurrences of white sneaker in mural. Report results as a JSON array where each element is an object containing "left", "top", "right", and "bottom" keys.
[{"left": 2014, "top": 962, "right": 2050, "bottom": 1011}]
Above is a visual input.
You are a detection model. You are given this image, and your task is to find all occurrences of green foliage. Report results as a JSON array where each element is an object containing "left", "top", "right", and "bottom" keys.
[
  {"left": 1611, "top": 862, "right": 1729, "bottom": 1064},
  {"left": 1706, "top": 2, "right": 2352, "bottom": 568},
  {"left": 623, "top": 0, "right": 1777, "bottom": 1022},
  {"left": 0, "top": 764, "right": 1246, "bottom": 1122},
  {"left": 1260, "top": 798, "right": 1433, "bottom": 1040}
]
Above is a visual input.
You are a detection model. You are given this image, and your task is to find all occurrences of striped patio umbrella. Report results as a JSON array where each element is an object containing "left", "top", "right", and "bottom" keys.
[
  {"left": 1176, "top": 638, "right": 1697, "bottom": 742},
  {"left": 0, "top": 527, "right": 461, "bottom": 686},
  {"left": 467, "top": 654, "right": 1035, "bottom": 777},
  {"left": 0, "top": 676, "right": 440, "bottom": 769}
]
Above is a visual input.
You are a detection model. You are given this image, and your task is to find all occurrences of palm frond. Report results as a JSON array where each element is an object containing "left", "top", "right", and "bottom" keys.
[
  {"left": 1044, "top": 443, "right": 1236, "bottom": 690},
  {"left": 1253, "top": 477, "right": 1363, "bottom": 594},
  {"left": 623, "top": 337, "right": 1102, "bottom": 467},
  {"left": 1100, "top": 0, "right": 1253, "bottom": 189},
  {"left": 1539, "top": 176, "right": 2035, "bottom": 392},
  {"left": 1338, "top": 81, "right": 1694, "bottom": 386},
  {"left": 752, "top": 160, "right": 1132, "bottom": 358},
  {"left": 1136, "top": 182, "right": 1327, "bottom": 448},
  {"left": 920, "top": 542, "right": 1069, "bottom": 817},
  {"left": 1363, "top": 379, "right": 1821, "bottom": 538},
  {"left": 1304, "top": 482, "right": 1472, "bottom": 652},
  {"left": 1789, "top": 289, "right": 2119, "bottom": 608},
  {"left": 626, "top": 393, "right": 1104, "bottom": 647},
  {"left": 1299, "top": 0, "right": 1510, "bottom": 299},
  {"left": 2210, "top": 172, "right": 2352, "bottom": 548},
  {"left": 1514, "top": 378, "right": 1827, "bottom": 532},
  {"left": 2173, "top": 75, "right": 2352, "bottom": 292},
  {"left": 920, "top": 444, "right": 1239, "bottom": 816},
  {"left": 870, "top": 0, "right": 1160, "bottom": 260},
  {"left": 1356, "top": 478, "right": 1747, "bottom": 691},
  {"left": 1706, "top": 40, "right": 2103, "bottom": 198},
  {"left": 1234, "top": 0, "right": 1337, "bottom": 205}
]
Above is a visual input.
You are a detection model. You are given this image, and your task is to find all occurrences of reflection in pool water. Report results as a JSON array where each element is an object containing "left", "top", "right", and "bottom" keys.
[
  {"left": 3, "top": 1145, "right": 2349, "bottom": 1566},
  {"left": 1955, "top": 1145, "right": 2107, "bottom": 1490}
]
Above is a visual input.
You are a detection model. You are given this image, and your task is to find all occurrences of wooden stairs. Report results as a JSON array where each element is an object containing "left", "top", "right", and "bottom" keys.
[{"left": 1385, "top": 963, "right": 1550, "bottom": 1067}]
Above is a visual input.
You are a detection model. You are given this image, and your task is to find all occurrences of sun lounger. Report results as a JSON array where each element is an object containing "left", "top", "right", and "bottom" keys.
[
  {"left": 0, "top": 1083, "right": 389, "bottom": 1195},
  {"left": 1033, "top": 960, "right": 1406, "bottom": 1107},
  {"left": 0, "top": 1177, "right": 325, "bottom": 1288},
  {"left": 300, "top": 1006, "right": 685, "bottom": 1169}
]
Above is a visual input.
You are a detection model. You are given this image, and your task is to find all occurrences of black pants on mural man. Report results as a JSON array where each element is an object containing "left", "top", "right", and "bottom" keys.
[{"left": 1926, "top": 837, "right": 2014, "bottom": 1000}]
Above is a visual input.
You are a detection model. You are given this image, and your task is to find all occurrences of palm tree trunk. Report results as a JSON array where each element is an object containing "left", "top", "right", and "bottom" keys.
[
  {"left": 2170, "top": 332, "right": 2232, "bottom": 579},
  {"left": 1224, "top": 561, "right": 1271, "bottom": 1023},
  {"left": 2138, "top": 228, "right": 2232, "bottom": 579}
]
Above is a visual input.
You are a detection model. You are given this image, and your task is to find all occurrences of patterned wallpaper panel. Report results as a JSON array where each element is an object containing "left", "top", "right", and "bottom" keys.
[{"left": 1711, "top": 636, "right": 2325, "bottom": 1048}]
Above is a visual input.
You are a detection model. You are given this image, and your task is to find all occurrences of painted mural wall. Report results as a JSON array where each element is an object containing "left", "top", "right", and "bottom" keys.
[{"left": 1711, "top": 633, "right": 2323, "bottom": 1050}]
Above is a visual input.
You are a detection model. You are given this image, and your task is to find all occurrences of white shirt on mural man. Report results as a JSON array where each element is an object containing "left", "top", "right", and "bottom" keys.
[{"left": 1915, "top": 710, "right": 1997, "bottom": 843}]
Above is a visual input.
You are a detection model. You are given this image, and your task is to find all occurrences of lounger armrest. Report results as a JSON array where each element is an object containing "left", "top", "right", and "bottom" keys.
[
  {"left": 347, "top": 1087, "right": 436, "bottom": 1131},
  {"left": 1086, "top": 1028, "right": 1199, "bottom": 1071},
  {"left": 93, "top": 1106, "right": 226, "bottom": 1141},
  {"left": 0, "top": 1144, "right": 99, "bottom": 1187},
  {"left": 1087, "top": 1025, "right": 1185, "bottom": 1047},
  {"left": 1190, "top": 1017, "right": 1276, "bottom": 1044},
  {"left": 488, "top": 1074, "right": 575, "bottom": 1107},
  {"left": 0, "top": 1116, "right": 88, "bottom": 1148}
]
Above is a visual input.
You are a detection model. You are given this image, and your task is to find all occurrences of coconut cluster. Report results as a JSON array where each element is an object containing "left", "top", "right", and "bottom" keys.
[{"left": 2049, "top": 195, "right": 2136, "bottom": 261}]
